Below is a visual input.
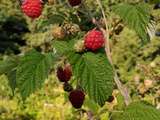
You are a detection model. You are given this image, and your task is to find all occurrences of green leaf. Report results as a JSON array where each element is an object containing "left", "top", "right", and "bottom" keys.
[
  {"left": 45, "top": 52, "right": 55, "bottom": 67},
  {"left": 84, "top": 96, "right": 100, "bottom": 113},
  {"left": 112, "top": 3, "right": 151, "bottom": 44},
  {"left": 36, "top": 12, "right": 66, "bottom": 31},
  {"left": 47, "top": 14, "right": 66, "bottom": 25},
  {"left": 68, "top": 52, "right": 114, "bottom": 106},
  {"left": 16, "top": 50, "right": 53, "bottom": 100},
  {"left": 53, "top": 40, "right": 76, "bottom": 54},
  {"left": 53, "top": 32, "right": 85, "bottom": 55},
  {"left": 53, "top": 41, "right": 73, "bottom": 54},
  {"left": 112, "top": 102, "right": 160, "bottom": 120},
  {"left": 0, "top": 58, "right": 17, "bottom": 75}
]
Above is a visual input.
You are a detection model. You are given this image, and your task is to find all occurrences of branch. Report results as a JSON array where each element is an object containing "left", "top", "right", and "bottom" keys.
[{"left": 96, "top": 0, "right": 132, "bottom": 106}]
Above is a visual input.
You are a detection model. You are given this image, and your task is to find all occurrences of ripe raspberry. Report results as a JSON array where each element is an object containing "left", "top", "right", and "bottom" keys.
[
  {"left": 69, "top": 89, "right": 85, "bottom": 109},
  {"left": 21, "top": 0, "right": 43, "bottom": 19},
  {"left": 84, "top": 29, "right": 105, "bottom": 51},
  {"left": 68, "top": 0, "right": 81, "bottom": 6},
  {"left": 56, "top": 64, "right": 72, "bottom": 82}
]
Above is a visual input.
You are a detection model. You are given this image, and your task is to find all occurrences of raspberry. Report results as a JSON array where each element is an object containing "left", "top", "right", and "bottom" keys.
[
  {"left": 68, "top": 0, "right": 81, "bottom": 6},
  {"left": 84, "top": 29, "right": 105, "bottom": 51},
  {"left": 56, "top": 64, "right": 72, "bottom": 82},
  {"left": 21, "top": 0, "right": 43, "bottom": 19},
  {"left": 69, "top": 89, "right": 85, "bottom": 109}
]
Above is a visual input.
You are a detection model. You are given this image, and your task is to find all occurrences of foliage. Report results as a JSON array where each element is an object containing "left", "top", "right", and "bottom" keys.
[
  {"left": 112, "top": 102, "right": 160, "bottom": 120},
  {"left": 112, "top": 3, "right": 151, "bottom": 44},
  {"left": 16, "top": 50, "right": 54, "bottom": 100}
]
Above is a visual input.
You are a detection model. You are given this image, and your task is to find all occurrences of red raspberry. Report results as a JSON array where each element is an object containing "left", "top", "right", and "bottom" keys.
[
  {"left": 68, "top": 0, "right": 81, "bottom": 6},
  {"left": 56, "top": 64, "right": 72, "bottom": 82},
  {"left": 21, "top": 0, "right": 42, "bottom": 19},
  {"left": 69, "top": 89, "right": 85, "bottom": 109},
  {"left": 84, "top": 29, "right": 105, "bottom": 51}
]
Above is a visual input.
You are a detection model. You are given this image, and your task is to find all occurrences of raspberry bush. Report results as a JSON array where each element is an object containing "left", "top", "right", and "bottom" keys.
[{"left": 0, "top": 0, "right": 160, "bottom": 119}]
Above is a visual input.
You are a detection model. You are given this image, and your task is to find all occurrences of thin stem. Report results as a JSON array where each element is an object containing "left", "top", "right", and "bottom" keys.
[
  {"left": 96, "top": 0, "right": 131, "bottom": 106},
  {"left": 96, "top": 0, "right": 111, "bottom": 62},
  {"left": 81, "top": 0, "right": 131, "bottom": 106}
]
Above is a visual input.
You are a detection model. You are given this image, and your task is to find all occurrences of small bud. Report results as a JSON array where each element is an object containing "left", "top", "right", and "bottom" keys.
[
  {"left": 74, "top": 40, "right": 85, "bottom": 52},
  {"left": 52, "top": 25, "right": 66, "bottom": 39}
]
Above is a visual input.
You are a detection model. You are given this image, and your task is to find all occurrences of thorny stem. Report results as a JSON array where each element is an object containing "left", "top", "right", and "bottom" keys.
[{"left": 96, "top": 0, "right": 132, "bottom": 106}]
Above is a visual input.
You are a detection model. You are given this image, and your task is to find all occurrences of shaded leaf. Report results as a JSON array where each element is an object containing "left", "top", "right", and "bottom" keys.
[
  {"left": 7, "top": 69, "right": 16, "bottom": 94},
  {"left": 53, "top": 40, "right": 75, "bottom": 54},
  {"left": 112, "top": 3, "right": 151, "bottom": 44},
  {"left": 0, "top": 58, "right": 17, "bottom": 75}
]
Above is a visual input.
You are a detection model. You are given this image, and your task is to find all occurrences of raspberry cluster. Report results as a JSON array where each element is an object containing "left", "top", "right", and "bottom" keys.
[
  {"left": 20, "top": 0, "right": 105, "bottom": 110},
  {"left": 56, "top": 64, "right": 85, "bottom": 109}
]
